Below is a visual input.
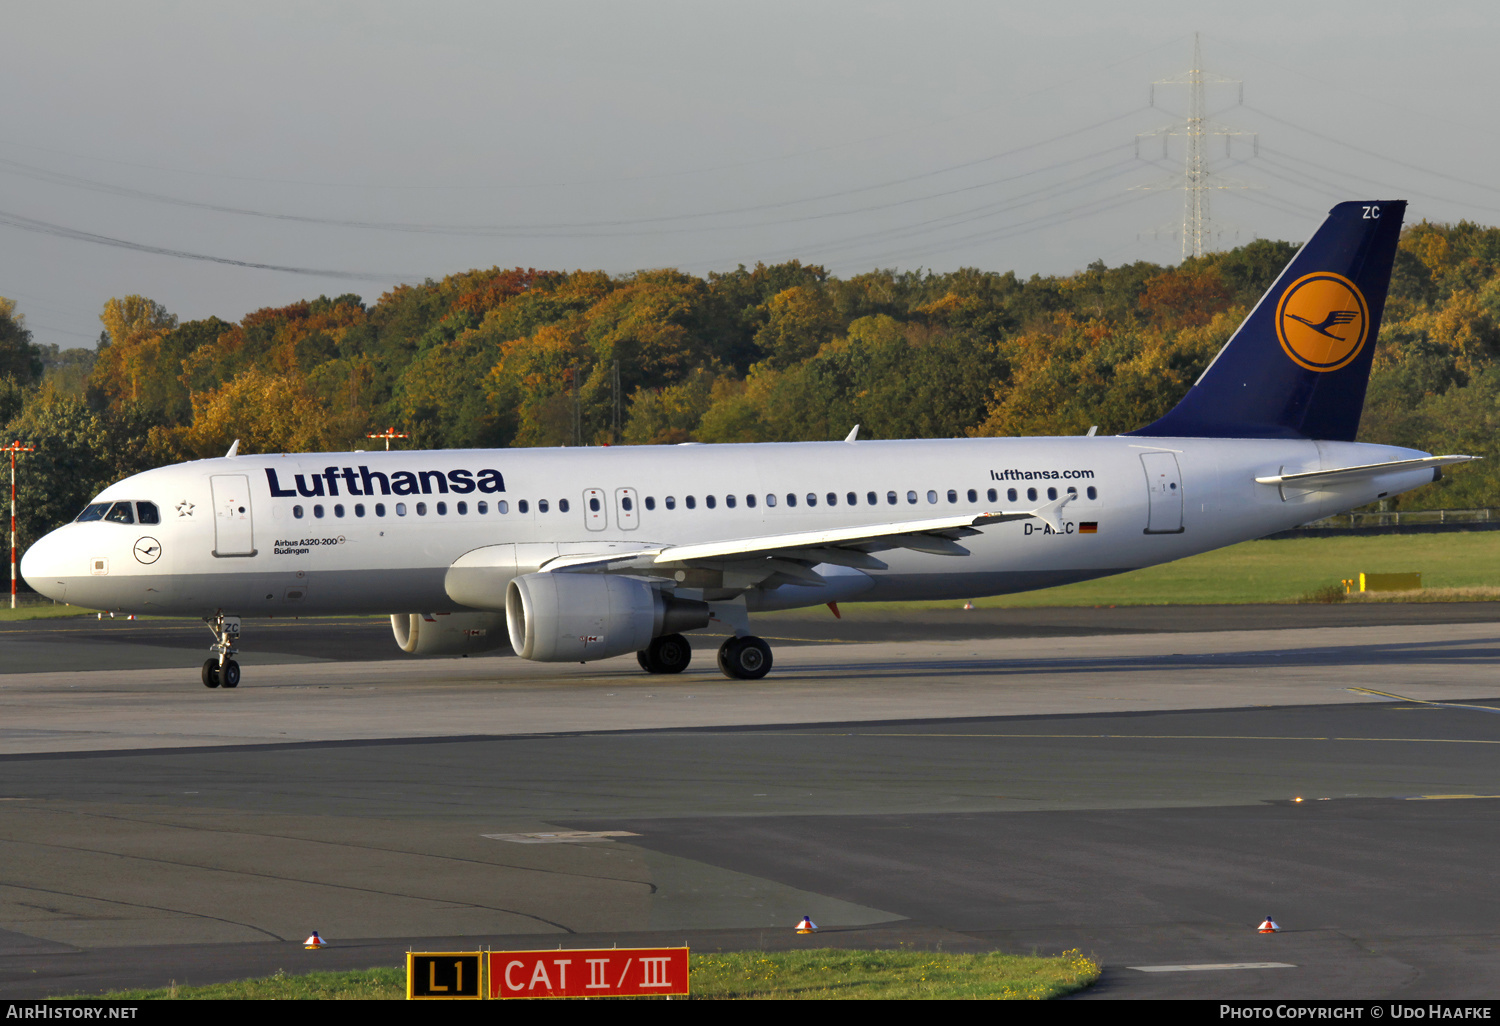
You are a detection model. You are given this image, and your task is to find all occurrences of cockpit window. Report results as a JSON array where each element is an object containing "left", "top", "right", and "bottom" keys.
[
  {"left": 104, "top": 502, "right": 135, "bottom": 524},
  {"left": 76, "top": 503, "right": 111, "bottom": 523},
  {"left": 136, "top": 502, "right": 160, "bottom": 525}
]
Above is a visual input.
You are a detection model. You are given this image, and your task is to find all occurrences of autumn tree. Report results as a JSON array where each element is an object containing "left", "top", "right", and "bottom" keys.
[{"left": 0, "top": 297, "right": 42, "bottom": 385}]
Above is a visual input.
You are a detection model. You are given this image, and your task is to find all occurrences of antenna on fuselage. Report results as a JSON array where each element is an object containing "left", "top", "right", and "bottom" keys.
[
  {"left": 844, "top": 424, "right": 860, "bottom": 443},
  {"left": 225, "top": 439, "right": 240, "bottom": 457}
]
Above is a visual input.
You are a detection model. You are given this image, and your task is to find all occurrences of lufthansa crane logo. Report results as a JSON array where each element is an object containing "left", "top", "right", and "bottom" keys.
[
  {"left": 1275, "top": 272, "right": 1369, "bottom": 372},
  {"left": 133, "top": 537, "right": 162, "bottom": 564}
]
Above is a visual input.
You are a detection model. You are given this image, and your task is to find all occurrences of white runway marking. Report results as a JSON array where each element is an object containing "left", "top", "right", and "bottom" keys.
[{"left": 1129, "top": 962, "right": 1296, "bottom": 972}]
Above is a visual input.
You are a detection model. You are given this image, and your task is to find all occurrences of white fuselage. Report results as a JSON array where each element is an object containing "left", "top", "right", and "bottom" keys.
[{"left": 21, "top": 435, "right": 1436, "bottom": 620}]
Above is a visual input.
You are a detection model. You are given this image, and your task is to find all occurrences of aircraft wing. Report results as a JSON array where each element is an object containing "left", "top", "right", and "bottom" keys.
[
  {"left": 1254, "top": 455, "right": 1477, "bottom": 486},
  {"left": 543, "top": 494, "right": 1074, "bottom": 585}
]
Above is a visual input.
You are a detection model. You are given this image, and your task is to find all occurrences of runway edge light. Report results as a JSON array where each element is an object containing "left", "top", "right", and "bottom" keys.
[
  {"left": 795, "top": 916, "right": 817, "bottom": 934},
  {"left": 1258, "top": 917, "right": 1280, "bottom": 934},
  {"left": 304, "top": 931, "right": 325, "bottom": 949}
]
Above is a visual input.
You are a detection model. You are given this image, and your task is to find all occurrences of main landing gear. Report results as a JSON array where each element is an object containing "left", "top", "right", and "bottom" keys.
[
  {"left": 202, "top": 613, "right": 242, "bottom": 689},
  {"left": 635, "top": 633, "right": 774, "bottom": 680},
  {"left": 717, "top": 635, "right": 772, "bottom": 680},
  {"left": 637, "top": 633, "right": 692, "bottom": 674}
]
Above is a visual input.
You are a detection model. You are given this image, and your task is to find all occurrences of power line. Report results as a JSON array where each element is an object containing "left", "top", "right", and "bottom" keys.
[
  {"left": 1241, "top": 104, "right": 1500, "bottom": 198},
  {"left": 0, "top": 209, "right": 412, "bottom": 281}
]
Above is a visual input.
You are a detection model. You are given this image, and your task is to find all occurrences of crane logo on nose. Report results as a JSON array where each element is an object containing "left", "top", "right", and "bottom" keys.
[
  {"left": 134, "top": 537, "right": 162, "bottom": 564},
  {"left": 1276, "top": 272, "right": 1369, "bottom": 372}
]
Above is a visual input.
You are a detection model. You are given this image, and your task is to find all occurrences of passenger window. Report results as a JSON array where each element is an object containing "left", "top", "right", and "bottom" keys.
[
  {"left": 458, "top": 501, "right": 468, "bottom": 514},
  {"left": 886, "top": 491, "right": 897, "bottom": 505},
  {"left": 518, "top": 500, "right": 529, "bottom": 514},
  {"left": 294, "top": 505, "right": 305, "bottom": 519},
  {"left": 786, "top": 494, "right": 797, "bottom": 507},
  {"left": 1047, "top": 487, "right": 1057, "bottom": 500},
  {"left": 644, "top": 496, "right": 655, "bottom": 511},
  {"left": 847, "top": 492, "right": 857, "bottom": 505},
  {"left": 436, "top": 502, "right": 447, "bottom": 515},
  {"left": 136, "top": 502, "right": 160, "bottom": 524},
  {"left": 867, "top": 492, "right": 877, "bottom": 505},
  {"left": 725, "top": 495, "right": 736, "bottom": 508},
  {"left": 538, "top": 499, "right": 549, "bottom": 513},
  {"left": 376, "top": 503, "right": 386, "bottom": 516},
  {"left": 665, "top": 496, "right": 676, "bottom": 510},
  {"left": 334, "top": 503, "right": 345, "bottom": 517},
  {"left": 105, "top": 502, "right": 135, "bottom": 524},
  {"left": 1026, "top": 488, "right": 1037, "bottom": 502},
  {"left": 498, "top": 500, "right": 509, "bottom": 513},
  {"left": 766, "top": 494, "right": 776, "bottom": 507},
  {"left": 827, "top": 493, "right": 837, "bottom": 506},
  {"left": 948, "top": 490, "right": 959, "bottom": 504},
  {"left": 356, "top": 504, "right": 366, "bottom": 517},
  {"left": 622, "top": 496, "right": 633, "bottom": 511},
  {"left": 314, "top": 504, "right": 326, "bottom": 518},
  {"left": 476, "top": 501, "right": 486, "bottom": 514},
  {"left": 589, "top": 497, "right": 601, "bottom": 512},
  {"left": 559, "top": 498, "right": 569, "bottom": 513},
  {"left": 907, "top": 491, "right": 918, "bottom": 504},
  {"left": 806, "top": 494, "right": 817, "bottom": 507},
  {"left": 967, "top": 489, "right": 977, "bottom": 503},
  {"left": 926, "top": 490, "right": 938, "bottom": 504},
  {"left": 686, "top": 495, "right": 697, "bottom": 509},
  {"left": 396, "top": 503, "right": 407, "bottom": 516},
  {"left": 988, "top": 488, "right": 999, "bottom": 503},
  {"left": 746, "top": 494, "right": 756, "bottom": 508},
  {"left": 1066, "top": 487, "right": 1077, "bottom": 499},
  {"left": 706, "top": 495, "right": 716, "bottom": 509}
]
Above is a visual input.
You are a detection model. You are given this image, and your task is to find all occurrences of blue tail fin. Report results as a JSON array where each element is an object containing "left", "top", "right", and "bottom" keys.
[{"left": 1129, "top": 200, "right": 1406, "bottom": 441}]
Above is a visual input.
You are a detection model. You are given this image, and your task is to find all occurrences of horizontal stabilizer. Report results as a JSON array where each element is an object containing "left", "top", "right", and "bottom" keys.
[{"left": 1254, "top": 455, "right": 1477, "bottom": 486}]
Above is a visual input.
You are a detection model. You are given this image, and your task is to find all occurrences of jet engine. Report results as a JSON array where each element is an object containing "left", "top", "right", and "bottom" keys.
[
  {"left": 390, "top": 611, "right": 510, "bottom": 655},
  {"left": 506, "top": 572, "right": 709, "bottom": 662}
]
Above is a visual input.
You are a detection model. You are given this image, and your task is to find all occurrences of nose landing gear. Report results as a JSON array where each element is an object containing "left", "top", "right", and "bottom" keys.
[{"left": 202, "top": 613, "right": 241, "bottom": 689}]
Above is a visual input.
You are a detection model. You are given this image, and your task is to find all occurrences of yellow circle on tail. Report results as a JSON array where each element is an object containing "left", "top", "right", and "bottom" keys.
[{"left": 1275, "top": 272, "right": 1369, "bottom": 372}]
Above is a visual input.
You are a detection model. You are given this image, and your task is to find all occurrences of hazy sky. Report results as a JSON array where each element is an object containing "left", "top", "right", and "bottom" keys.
[{"left": 3, "top": 1, "right": 1496, "bottom": 350}]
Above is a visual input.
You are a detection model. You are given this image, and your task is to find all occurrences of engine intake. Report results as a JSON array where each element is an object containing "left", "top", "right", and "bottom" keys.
[{"left": 506, "top": 573, "right": 709, "bottom": 662}]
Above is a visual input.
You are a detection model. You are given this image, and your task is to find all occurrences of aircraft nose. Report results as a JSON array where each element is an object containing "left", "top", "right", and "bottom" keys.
[{"left": 20, "top": 527, "right": 71, "bottom": 602}]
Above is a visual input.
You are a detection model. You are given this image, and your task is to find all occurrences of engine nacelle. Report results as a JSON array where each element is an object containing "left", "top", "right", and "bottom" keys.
[
  {"left": 505, "top": 572, "right": 709, "bottom": 662},
  {"left": 391, "top": 611, "right": 510, "bottom": 656}
]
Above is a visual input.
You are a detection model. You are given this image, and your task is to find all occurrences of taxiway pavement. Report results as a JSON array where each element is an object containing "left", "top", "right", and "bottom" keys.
[{"left": 0, "top": 605, "right": 1497, "bottom": 999}]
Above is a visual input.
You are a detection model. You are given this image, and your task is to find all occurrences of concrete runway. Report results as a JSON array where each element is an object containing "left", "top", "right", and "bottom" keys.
[{"left": 1, "top": 605, "right": 1499, "bottom": 999}]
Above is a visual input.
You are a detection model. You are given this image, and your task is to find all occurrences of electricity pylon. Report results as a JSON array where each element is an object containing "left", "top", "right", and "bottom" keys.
[{"left": 1134, "top": 33, "right": 1258, "bottom": 259}]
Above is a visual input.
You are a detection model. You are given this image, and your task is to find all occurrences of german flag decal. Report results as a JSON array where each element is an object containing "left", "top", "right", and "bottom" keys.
[{"left": 1079, "top": 522, "right": 1098, "bottom": 534}]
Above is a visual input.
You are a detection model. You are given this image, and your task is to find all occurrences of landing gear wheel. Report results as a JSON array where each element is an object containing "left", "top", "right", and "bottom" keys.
[
  {"left": 637, "top": 634, "right": 692, "bottom": 674},
  {"left": 202, "top": 612, "right": 242, "bottom": 691},
  {"left": 717, "top": 636, "right": 772, "bottom": 680}
]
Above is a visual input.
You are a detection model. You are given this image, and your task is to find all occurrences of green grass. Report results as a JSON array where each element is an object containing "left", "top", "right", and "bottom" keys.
[
  {"left": 789, "top": 531, "right": 1500, "bottom": 611},
  {"left": 686, "top": 948, "right": 1099, "bottom": 1000},
  {"left": 0, "top": 601, "right": 98, "bottom": 621},
  {"left": 71, "top": 949, "right": 1100, "bottom": 1001}
]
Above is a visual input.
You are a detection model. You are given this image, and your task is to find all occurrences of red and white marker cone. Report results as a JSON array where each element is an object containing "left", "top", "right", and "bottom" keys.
[
  {"left": 963, "top": 600, "right": 975, "bottom": 610},
  {"left": 1258, "top": 917, "right": 1279, "bottom": 934},
  {"left": 304, "top": 931, "right": 325, "bottom": 949},
  {"left": 795, "top": 916, "right": 817, "bottom": 935}
]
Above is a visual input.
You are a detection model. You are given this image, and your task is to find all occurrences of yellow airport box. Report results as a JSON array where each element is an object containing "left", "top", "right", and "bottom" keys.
[{"left": 1358, "top": 572, "right": 1422, "bottom": 592}]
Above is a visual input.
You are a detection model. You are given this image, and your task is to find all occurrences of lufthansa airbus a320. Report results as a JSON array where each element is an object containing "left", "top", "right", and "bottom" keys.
[{"left": 21, "top": 200, "right": 1473, "bottom": 687}]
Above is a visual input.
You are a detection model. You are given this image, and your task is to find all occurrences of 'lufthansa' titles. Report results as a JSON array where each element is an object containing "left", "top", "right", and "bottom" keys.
[{"left": 265, "top": 466, "right": 505, "bottom": 499}]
